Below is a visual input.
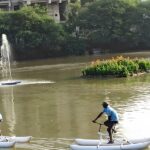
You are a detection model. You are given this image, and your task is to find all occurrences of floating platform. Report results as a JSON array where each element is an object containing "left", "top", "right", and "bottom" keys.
[{"left": 1, "top": 80, "right": 21, "bottom": 86}]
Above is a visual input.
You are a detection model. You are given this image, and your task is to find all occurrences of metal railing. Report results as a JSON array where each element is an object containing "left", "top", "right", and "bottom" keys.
[{"left": 0, "top": 0, "right": 9, "bottom": 2}]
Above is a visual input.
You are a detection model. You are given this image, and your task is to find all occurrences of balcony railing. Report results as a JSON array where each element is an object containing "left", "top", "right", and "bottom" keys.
[
  {"left": 22, "top": 0, "right": 66, "bottom": 4},
  {"left": 0, "top": 0, "right": 9, "bottom": 2}
]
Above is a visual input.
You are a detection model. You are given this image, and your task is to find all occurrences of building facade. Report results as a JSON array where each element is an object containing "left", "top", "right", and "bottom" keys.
[{"left": 0, "top": 0, "right": 67, "bottom": 22}]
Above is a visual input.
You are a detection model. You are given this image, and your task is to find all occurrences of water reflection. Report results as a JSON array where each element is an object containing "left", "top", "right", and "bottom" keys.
[
  {"left": 121, "top": 83, "right": 150, "bottom": 139},
  {"left": 1, "top": 86, "right": 16, "bottom": 135}
]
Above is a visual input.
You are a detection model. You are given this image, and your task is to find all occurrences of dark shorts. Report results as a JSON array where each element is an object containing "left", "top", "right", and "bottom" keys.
[{"left": 104, "top": 120, "right": 118, "bottom": 128}]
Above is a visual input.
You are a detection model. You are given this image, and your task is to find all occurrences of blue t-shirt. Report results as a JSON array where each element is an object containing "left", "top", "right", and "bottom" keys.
[{"left": 103, "top": 106, "right": 119, "bottom": 122}]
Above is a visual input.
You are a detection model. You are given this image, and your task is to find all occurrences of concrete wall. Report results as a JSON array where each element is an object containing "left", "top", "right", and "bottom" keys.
[
  {"left": 47, "top": 3, "right": 60, "bottom": 23},
  {"left": 0, "top": 0, "right": 67, "bottom": 23}
]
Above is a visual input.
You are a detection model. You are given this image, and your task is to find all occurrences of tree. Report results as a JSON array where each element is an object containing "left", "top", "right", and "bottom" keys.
[
  {"left": 0, "top": 6, "right": 66, "bottom": 60},
  {"left": 75, "top": 0, "right": 150, "bottom": 52}
]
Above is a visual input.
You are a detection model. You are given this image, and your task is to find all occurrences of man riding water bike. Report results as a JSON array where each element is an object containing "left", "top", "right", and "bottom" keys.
[{"left": 92, "top": 101, "right": 119, "bottom": 144}]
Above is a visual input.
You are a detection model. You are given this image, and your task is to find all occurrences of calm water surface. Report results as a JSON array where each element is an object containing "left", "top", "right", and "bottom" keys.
[{"left": 0, "top": 52, "right": 150, "bottom": 150}]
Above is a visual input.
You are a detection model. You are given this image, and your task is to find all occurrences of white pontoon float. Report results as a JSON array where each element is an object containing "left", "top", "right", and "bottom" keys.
[
  {"left": 71, "top": 138, "right": 150, "bottom": 150},
  {"left": 70, "top": 122, "right": 150, "bottom": 150},
  {"left": 0, "top": 141, "right": 15, "bottom": 148},
  {"left": 0, "top": 136, "right": 32, "bottom": 148},
  {"left": 0, "top": 136, "right": 32, "bottom": 143}
]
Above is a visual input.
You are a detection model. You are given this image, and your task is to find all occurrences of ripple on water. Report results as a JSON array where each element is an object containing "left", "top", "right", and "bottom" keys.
[
  {"left": 121, "top": 83, "right": 150, "bottom": 139},
  {"left": 16, "top": 138, "right": 73, "bottom": 150},
  {"left": 20, "top": 80, "right": 55, "bottom": 85}
]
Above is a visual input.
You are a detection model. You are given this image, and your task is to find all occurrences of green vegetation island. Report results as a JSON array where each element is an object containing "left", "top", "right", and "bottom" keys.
[
  {"left": 0, "top": 0, "right": 150, "bottom": 60},
  {"left": 82, "top": 56, "right": 150, "bottom": 77}
]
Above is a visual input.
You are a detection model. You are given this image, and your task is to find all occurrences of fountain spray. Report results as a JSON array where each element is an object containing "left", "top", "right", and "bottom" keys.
[{"left": 1, "top": 34, "right": 12, "bottom": 81}]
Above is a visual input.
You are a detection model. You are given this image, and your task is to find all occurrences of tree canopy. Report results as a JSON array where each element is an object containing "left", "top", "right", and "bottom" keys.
[
  {"left": 1, "top": 1, "right": 150, "bottom": 60},
  {"left": 75, "top": 0, "right": 150, "bottom": 52},
  {"left": 0, "top": 6, "right": 66, "bottom": 60}
]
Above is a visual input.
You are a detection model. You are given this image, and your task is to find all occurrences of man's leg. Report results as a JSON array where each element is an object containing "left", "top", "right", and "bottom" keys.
[
  {"left": 112, "top": 123, "right": 117, "bottom": 133},
  {"left": 104, "top": 121, "right": 114, "bottom": 143},
  {"left": 107, "top": 125, "right": 113, "bottom": 143}
]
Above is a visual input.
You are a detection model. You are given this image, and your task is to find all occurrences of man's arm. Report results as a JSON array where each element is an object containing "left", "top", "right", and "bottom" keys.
[{"left": 92, "top": 112, "right": 104, "bottom": 123}]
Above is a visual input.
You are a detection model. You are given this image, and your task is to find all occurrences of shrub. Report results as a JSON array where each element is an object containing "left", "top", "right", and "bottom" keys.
[
  {"left": 82, "top": 56, "right": 150, "bottom": 78},
  {"left": 138, "top": 59, "right": 150, "bottom": 72}
]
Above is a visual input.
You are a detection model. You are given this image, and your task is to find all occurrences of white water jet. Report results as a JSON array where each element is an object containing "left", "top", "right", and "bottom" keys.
[
  {"left": 1, "top": 34, "right": 12, "bottom": 80},
  {"left": 0, "top": 34, "right": 21, "bottom": 86}
]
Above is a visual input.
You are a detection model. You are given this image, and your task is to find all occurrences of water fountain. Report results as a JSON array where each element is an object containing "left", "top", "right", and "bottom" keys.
[
  {"left": 0, "top": 34, "right": 21, "bottom": 86},
  {"left": 0, "top": 34, "right": 55, "bottom": 86}
]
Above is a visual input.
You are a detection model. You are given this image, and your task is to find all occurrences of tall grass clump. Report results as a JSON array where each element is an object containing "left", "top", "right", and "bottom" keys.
[{"left": 82, "top": 56, "right": 150, "bottom": 78}]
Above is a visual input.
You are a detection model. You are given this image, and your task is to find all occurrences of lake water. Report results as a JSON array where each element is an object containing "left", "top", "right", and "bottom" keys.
[{"left": 0, "top": 52, "right": 150, "bottom": 150}]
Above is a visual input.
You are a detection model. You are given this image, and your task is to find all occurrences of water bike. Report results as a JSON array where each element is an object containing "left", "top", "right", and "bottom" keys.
[{"left": 70, "top": 122, "right": 150, "bottom": 150}]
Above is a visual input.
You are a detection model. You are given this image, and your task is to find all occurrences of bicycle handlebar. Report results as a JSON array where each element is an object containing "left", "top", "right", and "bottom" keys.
[{"left": 93, "top": 121, "right": 104, "bottom": 132}]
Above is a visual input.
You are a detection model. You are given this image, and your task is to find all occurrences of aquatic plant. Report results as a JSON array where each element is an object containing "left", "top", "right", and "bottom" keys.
[{"left": 82, "top": 56, "right": 150, "bottom": 77}]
